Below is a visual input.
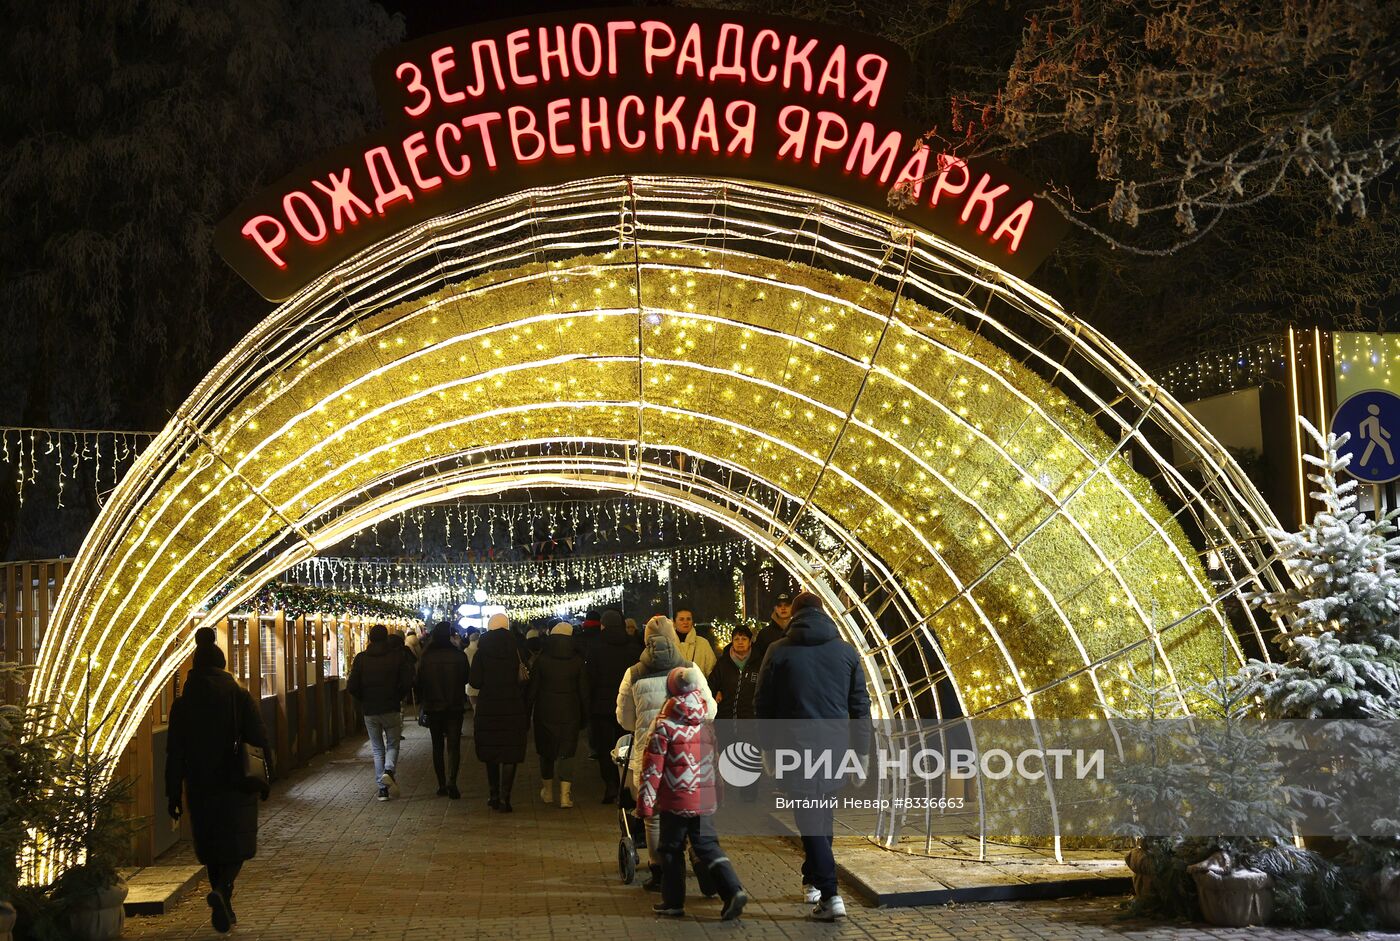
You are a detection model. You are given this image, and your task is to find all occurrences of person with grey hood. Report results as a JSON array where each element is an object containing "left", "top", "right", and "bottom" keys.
[{"left": 616, "top": 615, "right": 717, "bottom": 892}]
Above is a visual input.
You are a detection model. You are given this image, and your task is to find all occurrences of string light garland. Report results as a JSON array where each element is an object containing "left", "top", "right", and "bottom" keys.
[
  {"left": 341, "top": 493, "right": 712, "bottom": 555},
  {"left": 0, "top": 426, "right": 155, "bottom": 507},
  {"left": 1156, "top": 337, "right": 1288, "bottom": 402},
  {"left": 404, "top": 584, "right": 626, "bottom": 623},
  {"left": 239, "top": 582, "right": 419, "bottom": 622},
  {"left": 32, "top": 177, "right": 1289, "bottom": 868},
  {"left": 287, "top": 538, "right": 760, "bottom": 598},
  {"left": 204, "top": 575, "right": 419, "bottom": 622},
  {"left": 1334, "top": 331, "right": 1400, "bottom": 399}
]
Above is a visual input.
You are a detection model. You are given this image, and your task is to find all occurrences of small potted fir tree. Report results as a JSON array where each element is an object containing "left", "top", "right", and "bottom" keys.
[
  {"left": 1180, "top": 668, "right": 1347, "bottom": 928},
  {"left": 0, "top": 662, "right": 67, "bottom": 941},
  {"left": 43, "top": 682, "right": 137, "bottom": 941},
  {"left": 1109, "top": 658, "right": 1197, "bottom": 916}
]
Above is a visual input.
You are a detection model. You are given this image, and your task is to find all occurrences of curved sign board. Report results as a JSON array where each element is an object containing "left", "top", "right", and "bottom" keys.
[{"left": 215, "top": 8, "right": 1069, "bottom": 301}]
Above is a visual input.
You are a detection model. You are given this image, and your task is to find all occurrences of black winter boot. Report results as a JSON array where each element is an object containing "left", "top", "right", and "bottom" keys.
[{"left": 642, "top": 864, "right": 663, "bottom": 892}]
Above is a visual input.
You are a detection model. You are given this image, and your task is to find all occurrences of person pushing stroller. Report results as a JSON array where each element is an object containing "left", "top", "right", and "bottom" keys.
[{"left": 637, "top": 665, "right": 749, "bottom": 920}]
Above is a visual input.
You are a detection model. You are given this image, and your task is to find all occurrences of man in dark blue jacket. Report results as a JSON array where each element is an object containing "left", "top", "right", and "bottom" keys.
[{"left": 755, "top": 591, "right": 871, "bottom": 922}]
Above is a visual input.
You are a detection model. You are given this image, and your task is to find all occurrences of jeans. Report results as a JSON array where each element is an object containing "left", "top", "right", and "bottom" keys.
[
  {"left": 363, "top": 711, "right": 402, "bottom": 786},
  {"left": 539, "top": 753, "right": 574, "bottom": 783},
  {"left": 657, "top": 812, "right": 742, "bottom": 909},
  {"left": 793, "top": 802, "right": 838, "bottom": 898},
  {"left": 425, "top": 710, "right": 464, "bottom": 788}
]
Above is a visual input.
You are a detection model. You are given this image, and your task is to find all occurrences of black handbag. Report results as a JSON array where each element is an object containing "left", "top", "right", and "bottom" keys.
[{"left": 233, "top": 692, "right": 271, "bottom": 796}]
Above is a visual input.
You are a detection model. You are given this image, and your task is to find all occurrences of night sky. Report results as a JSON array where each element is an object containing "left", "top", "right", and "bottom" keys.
[{"left": 388, "top": 0, "right": 640, "bottom": 39}]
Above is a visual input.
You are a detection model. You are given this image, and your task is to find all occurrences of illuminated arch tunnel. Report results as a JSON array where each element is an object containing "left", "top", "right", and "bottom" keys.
[{"left": 33, "top": 176, "right": 1285, "bottom": 855}]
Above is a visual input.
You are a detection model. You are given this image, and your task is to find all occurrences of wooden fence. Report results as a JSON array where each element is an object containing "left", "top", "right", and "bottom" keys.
[{"left": 0, "top": 559, "right": 414, "bottom": 866}]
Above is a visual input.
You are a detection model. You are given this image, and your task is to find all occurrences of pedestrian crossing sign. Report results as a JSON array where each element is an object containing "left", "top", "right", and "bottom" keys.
[{"left": 1332, "top": 389, "right": 1400, "bottom": 484}]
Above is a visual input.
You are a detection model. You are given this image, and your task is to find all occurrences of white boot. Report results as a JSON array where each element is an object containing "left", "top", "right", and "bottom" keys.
[
  {"left": 559, "top": 782, "right": 573, "bottom": 808},
  {"left": 539, "top": 778, "right": 554, "bottom": 803}
]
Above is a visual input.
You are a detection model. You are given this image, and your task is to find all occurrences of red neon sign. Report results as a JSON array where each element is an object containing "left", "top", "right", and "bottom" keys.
[{"left": 216, "top": 9, "right": 1067, "bottom": 300}]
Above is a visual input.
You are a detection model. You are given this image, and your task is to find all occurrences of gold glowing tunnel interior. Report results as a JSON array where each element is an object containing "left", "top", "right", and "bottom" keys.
[{"left": 35, "top": 178, "right": 1283, "bottom": 823}]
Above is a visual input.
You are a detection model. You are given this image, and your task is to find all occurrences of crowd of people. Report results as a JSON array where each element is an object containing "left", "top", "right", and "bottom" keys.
[{"left": 163, "top": 588, "right": 870, "bottom": 932}]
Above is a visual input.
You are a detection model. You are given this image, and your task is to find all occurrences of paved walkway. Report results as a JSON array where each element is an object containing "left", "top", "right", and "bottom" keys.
[{"left": 126, "top": 718, "right": 1382, "bottom": 940}]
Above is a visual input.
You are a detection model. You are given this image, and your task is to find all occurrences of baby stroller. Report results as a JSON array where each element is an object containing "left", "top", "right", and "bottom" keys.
[
  {"left": 611, "top": 734, "right": 645, "bottom": 884},
  {"left": 611, "top": 733, "right": 718, "bottom": 897}
]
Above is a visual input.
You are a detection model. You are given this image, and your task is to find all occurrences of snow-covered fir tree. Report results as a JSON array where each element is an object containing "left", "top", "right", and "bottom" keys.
[{"left": 1242, "top": 418, "right": 1400, "bottom": 719}]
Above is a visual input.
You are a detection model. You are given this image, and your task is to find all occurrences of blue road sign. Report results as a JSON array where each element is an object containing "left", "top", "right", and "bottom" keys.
[{"left": 1332, "top": 389, "right": 1400, "bottom": 484}]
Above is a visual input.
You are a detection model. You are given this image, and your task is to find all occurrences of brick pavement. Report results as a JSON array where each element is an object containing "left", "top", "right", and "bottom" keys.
[{"left": 124, "top": 718, "right": 1387, "bottom": 940}]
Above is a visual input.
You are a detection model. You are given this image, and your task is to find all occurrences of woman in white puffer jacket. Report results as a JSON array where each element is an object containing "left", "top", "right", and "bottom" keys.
[{"left": 616, "top": 615, "right": 717, "bottom": 890}]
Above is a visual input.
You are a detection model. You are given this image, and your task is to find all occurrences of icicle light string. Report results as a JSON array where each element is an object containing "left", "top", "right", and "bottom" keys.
[
  {"left": 390, "top": 583, "right": 626, "bottom": 622},
  {"left": 0, "top": 426, "right": 156, "bottom": 507},
  {"left": 1156, "top": 336, "right": 1289, "bottom": 402},
  {"left": 285, "top": 537, "right": 762, "bottom": 598},
  {"left": 343, "top": 494, "right": 710, "bottom": 554}
]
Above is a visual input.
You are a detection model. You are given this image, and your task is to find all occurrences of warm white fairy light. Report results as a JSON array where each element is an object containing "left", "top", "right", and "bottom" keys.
[
  {"left": 1158, "top": 337, "right": 1289, "bottom": 402},
  {"left": 0, "top": 426, "right": 153, "bottom": 507},
  {"left": 29, "top": 176, "right": 1291, "bottom": 869},
  {"left": 290, "top": 541, "right": 757, "bottom": 598},
  {"left": 406, "top": 584, "right": 625, "bottom": 622},
  {"left": 1334, "top": 331, "right": 1400, "bottom": 399}
]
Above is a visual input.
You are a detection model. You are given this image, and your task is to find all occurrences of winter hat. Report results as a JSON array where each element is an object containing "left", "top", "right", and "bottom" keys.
[
  {"left": 600, "top": 609, "right": 624, "bottom": 631},
  {"left": 487, "top": 612, "right": 511, "bottom": 631},
  {"left": 731, "top": 624, "right": 753, "bottom": 640},
  {"left": 666, "top": 665, "right": 699, "bottom": 697},
  {"left": 644, "top": 615, "right": 678, "bottom": 645},
  {"left": 791, "top": 591, "right": 823, "bottom": 614},
  {"left": 551, "top": 621, "right": 574, "bottom": 636},
  {"left": 431, "top": 620, "right": 454, "bottom": 644},
  {"left": 192, "top": 630, "right": 225, "bottom": 670},
  {"left": 369, "top": 624, "right": 389, "bottom": 643}
]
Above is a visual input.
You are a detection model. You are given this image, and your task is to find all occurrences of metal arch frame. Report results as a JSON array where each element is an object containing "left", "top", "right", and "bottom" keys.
[{"left": 32, "top": 175, "right": 1292, "bottom": 873}]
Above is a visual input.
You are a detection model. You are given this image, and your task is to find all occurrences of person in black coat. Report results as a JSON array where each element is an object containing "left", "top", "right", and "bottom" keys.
[
  {"left": 754, "top": 592, "right": 872, "bottom": 920},
  {"left": 166, "top": 629, "right": 270, "bottom": 935},
  {"left": 416, "top": 620, "right": 470, "bottom": 799},
  {"left": 527, "top": 622, "right": 590, "bottom": 808},
  {"left": 584, "top": 609, "right": 641, "bottom": 802},
  {"left": 750, "top": 591, "right": 793, "bottom": 669},
  {"left": 469, "top": 612, "right": 530, "bottom": 812},
  {"left": 388, "top": 631, "right": 418, "bottom": 706},
  {"left": 347, "top": 624, "right": 415, "bottom": 800},
  {"left": 708, "top": 624, "right": 759, "bottom": 721}
]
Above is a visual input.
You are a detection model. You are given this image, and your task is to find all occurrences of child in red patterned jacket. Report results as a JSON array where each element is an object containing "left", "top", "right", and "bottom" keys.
[{"left": 638, "top": 665, "right": 749, "bottom": 920}]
